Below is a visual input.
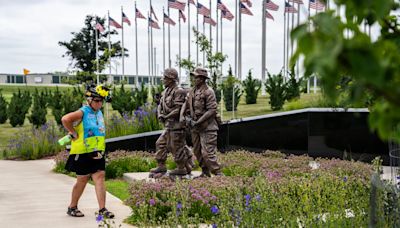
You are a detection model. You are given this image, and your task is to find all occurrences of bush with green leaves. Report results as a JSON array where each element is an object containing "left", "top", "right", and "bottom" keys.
[
  {"left": 28, "top": 89, "right": 48, "bottom": 128},
  {"left": 221, "top": 67, "right": 241, "bottom": 111},
  {"left": 0, "top": 90, "right": 8, "bottom": 124},
  {"left": 242, "top": 70, "right": 261, "bottom": 104},
  {"left": 285, "top": 71, "right": 302, "bottom": 101},
  {"left": 135, "top": 83, "right": 149, "bottom": 107},
  {"left": 112, "top": 84, "right": 136, "bottom": 116},
  {"left": 49, "top": 86, "right": 64, "bottom": 125},
  {"left": 7, "top": 90, "right": 32, "bottom": 127},
  {"left": 265, "top": 72, "right": 286, "bottom": 111},
  {"left": 62, "top": 87, "right": 84, "bottom": 115},
  {"left": 151, "top": 84, "right": 163, "bottom": 105}
]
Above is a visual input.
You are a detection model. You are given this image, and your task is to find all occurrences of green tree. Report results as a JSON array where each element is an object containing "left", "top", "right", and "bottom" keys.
[
  {"left": 291, "top": 0, "right": 400, "bottom": 142},
  {"left": 0, "top": 90, "right": 8, "bottom": 124},
  {"left": 265, "top": 72, "right": 286, "bottom": 111},
  {"left": 59, "top": 15, "right": 126, "bottom": 74},
  {"left": 222, "top": 66, "right": 242, "bottom": 111},
  {"left": 285, "top": 70, "right": 302, "bottom": 101},
  {"left": 28, "top": 89, "right": 48, "bottom": 128},
  {"left": 242, "top": 70, "right": 261, "bottom": 104},
  {"left": 7, "top": 90, "right": 32, "bottom": 127},
  {"left": 112, "top": 84, "right": 136, "bottom": 116},
  {"left": 49, "top": 87, "right": 64, "bottom": 125}
]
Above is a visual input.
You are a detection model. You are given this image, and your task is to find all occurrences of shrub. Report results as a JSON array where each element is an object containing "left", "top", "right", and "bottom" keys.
[
  {"left": 7, "top": 90, "right": 32, "bottom": 127},
  {"left": 242, "top": 70, "right": 261, "bottom": 104},
  {"left": 221, "top": 66, "right": 241, "bottom": 111},
  {"left": 49, "top": 86, "right": 64, "bottom": 125},
  {"left": 285, "top": 71, "right": 302, "bottom": 101},
  {"left": 112, "top": 84, "right": 136, "bottom": 116},
  {"left": 0, "top": 89, "right": 8, "bottom": 124},
  {"left": 151, "top": 84, "right": 163, "bottom": 105},
  {"left": 28, "top": 88, "right": 48, "bottom": 128},
  {"left": 265, "top": 72, "right": 286, "bottom": 111}
]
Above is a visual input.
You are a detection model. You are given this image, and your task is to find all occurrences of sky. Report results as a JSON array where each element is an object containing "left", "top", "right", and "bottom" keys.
[{"left": 0, "top": 0, "right": 379, "bottom": 81}]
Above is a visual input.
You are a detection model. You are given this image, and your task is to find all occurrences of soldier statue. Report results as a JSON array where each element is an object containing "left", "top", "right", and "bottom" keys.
[
  {"left": 180, "top": 67, "right": 222, "bottom": 178},
  {"left": 149, "top": 68, "right": 194, "bottom": 178}
]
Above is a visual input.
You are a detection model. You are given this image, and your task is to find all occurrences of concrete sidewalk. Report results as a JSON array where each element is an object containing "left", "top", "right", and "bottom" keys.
[{"left": 0, "top": 159, "right": 133, "bottom": 228}]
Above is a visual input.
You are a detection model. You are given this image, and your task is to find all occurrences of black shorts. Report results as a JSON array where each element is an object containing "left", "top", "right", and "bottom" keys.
[{"left": 65, "top": 151, "right": 105, "bottom": 176}]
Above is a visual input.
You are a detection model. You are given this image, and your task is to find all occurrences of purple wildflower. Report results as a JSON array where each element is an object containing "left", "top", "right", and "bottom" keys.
[
  {"left": 96, "top": 214, "right": 103, "bottom": 223},
  {"left": 343, "top": 176, "right": 348, "bottom": 182},
  {"left": 245, "top": 194, "right": 251, "bottom": 206},
  {"left": 212, "top": 224, "right": 217, "bottom": 228},
  {"left": 149, "top": 198, "right": 156, "bottom": 206},
  {"left": 177, "top": 202, "right": 182, "bottom": 209},
  {"left": 211, "top": 205, "right": 219, "bottom": 214}
]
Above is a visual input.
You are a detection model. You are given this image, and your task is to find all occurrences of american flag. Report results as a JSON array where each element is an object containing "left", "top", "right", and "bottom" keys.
[
  {"left": 265, "top": 10, "right": 274, "bottom": 20},
  {"left": 221, "top": 9, "right": 234, "bottom": 21},
  {"left": 241, "top": 0, "right": 252, "bottom": 8},
  {"left": 217, "top": 0, "right": 228, "bottom": 11},
  {"left": 109, "top": 17, "right": 122, "bottom": 28},
  {"left": 136, "top": 8, "right": 145, "bottom": 19},
  {"left": 204, "top": 16, "right": 217, "bottom": 26},
  {"left": 285, "top": 2, "right": 298, "bottom": 13},
  {"left": 309, "top": 0, "right": 325, "bottom": 10},
  {"left": 265, "top": 0, "right": 279, "bottom": 11},
  {"left": 197, "top": 3, "right": 210, "bottom": 16},
  {"left": 240, "top": 2, "right": 253, "bottom": 16},
  {"left": 95, "top": 22, "right": 105, "bottom": 33},
  {"left": 163, "top": 13, "right": 176, "bottom": 26},
  {"left": 122, "top": 12, "right": 131, "bottom": 26},
  {"left": 151, "top": 6, "right": 159, "bottom": 21},
  {"left": 188, "top": 0, "right": 196, "bottom": 5},
  {"left": 168, "top": 0, "right": 186, "bottom": 11},
  {"left": 149, "top": 17, "right": 160, "bottom": 29},
  {"left": 179, "top": 10, "right": 186, "bottom": 22},
  {"left": 289, "top": 0, "right": 303, "bottom": 4}
]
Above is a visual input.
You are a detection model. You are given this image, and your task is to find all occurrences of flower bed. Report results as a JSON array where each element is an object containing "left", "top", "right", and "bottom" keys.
[{"left": 125, "top": 150, "right": 376, "bottom": 226}]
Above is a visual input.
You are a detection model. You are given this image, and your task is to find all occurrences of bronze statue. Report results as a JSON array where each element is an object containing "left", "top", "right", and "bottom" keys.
[
  {"left": 180, "top": 67, "right": 222, "bottom": 178},
  {"left": 150, "top": 68, "right": 194, "bottom": 178}
]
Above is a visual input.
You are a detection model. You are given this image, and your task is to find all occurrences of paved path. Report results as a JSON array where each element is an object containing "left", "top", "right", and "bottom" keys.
[{"left": 0, "top": 159, "right": 133, "bottom": 228}]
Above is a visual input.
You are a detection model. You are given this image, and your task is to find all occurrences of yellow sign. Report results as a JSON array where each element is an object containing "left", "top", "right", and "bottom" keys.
[{"left": 23, "top": 68, "right": 30, "bottom": 75}]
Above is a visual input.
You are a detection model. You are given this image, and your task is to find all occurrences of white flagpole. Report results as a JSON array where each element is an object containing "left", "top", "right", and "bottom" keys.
[
  {"left": 95, "top": 19, "right": 99, "bottom": 85},
  {"left": 209, "top": 0, "right": 212, "bottom": 53},
  {"left": 196, "top": 0, "right": 199, "bottom": 66},
  {"left": 285, "top": 3, "right": 290, "bottom": 80},
  {"left": 216, "top": 2, "right": 219, "bottom": 53},
  {"left": 307, "top": 0, "right": 311, "bottom": 93},
  {"left": 148, "top": 12, "right": 151, "bottom": 82},
  {"left": 238, "top": 2, "right": 242, "bottom": 80},
  {"left": 234, "top": 0, "right": 238, "bottom": 76},
  {"left": 188, "top": 0, "right": 191, "bottom": 61},
  {"left": 150, "top": 0, "right": 154, "bottom": 86},
  {"left": 220, "top": 10, "right": 223, "bottom": 74},
  {"left": 168, "top": 6, "right": 171, "bottom": 68},
  {"left": 108, "top": 11, "right": 112, "bottom": 83},
  {"left": 283, "top": 2, "right": 286, "bottom": 79},
  {"left": 163, "top": 7, "right": 166, "bottom": 71},
  {"left": 202, "top": 18, "right": 205, "bottom": 66},
  {"left": 121, "top": 6, "right": 125, "bottom": 83},
  {"left": 296, "top": 2, "right": 300, "bottom": 80},
  {"left": 135, "top": 2, "right": 139, "bottom": 87},
  {"left": 261, "top": 1, "right": 266, "bottom": 96},
  {"left": 179, "top": 12, "right": 182, "bottom": 81}
]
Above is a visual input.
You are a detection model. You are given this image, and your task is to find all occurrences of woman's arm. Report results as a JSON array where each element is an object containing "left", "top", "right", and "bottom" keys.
[{"left": 61, "top": 110, "right": 83, "bottom": 139}]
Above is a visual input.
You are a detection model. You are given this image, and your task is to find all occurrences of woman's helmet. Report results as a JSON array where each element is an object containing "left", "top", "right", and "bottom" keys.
[{"left": 85, "top": 84, "right": 112, "bottom": 102}]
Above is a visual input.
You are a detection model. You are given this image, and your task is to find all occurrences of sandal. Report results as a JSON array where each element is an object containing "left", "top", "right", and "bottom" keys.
[
  {"left": 67, "top": 206, "right": 84, "bottom": 217},
  {"left": 99, "top": 208, "right": 115, "bottom": 219}
]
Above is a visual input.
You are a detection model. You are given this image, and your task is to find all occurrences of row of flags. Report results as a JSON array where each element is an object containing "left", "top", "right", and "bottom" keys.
[{"left": 94, "top": 0, "right": 325, "bottom": 33}]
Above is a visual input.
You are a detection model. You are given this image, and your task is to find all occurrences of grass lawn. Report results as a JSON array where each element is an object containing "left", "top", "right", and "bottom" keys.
[{"left": 105, "top": 179, "right": 130, "bottom": 201}]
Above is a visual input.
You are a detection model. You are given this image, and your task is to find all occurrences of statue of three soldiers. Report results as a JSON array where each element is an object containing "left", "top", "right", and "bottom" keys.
[{"left": 149, "top": 67, "right": 222, "bottom": 178}]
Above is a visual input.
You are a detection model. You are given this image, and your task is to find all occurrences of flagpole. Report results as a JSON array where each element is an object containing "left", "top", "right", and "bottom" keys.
[
  {"left": 121, "top": 6, "right": 125, "bottom": 83},
  {"left": 150, "top": 0, "right": 154, "bottom": 86},
  {"left": 163, "top": 7, "right": 166, "bottom": 72},
  {"left": 220, "top": 10, "right": 223, "bottom": 75},
  {"left": 168, "top": 6, "right": 171, "bottom": 68},
  {"left": 313, "top": 6, "right": 317, "bottom": 93},
  {"left": 234, "top": 0, "right": 238, "bottom": 77},
  {"left": 286, "top": 3, "right": 290, "bottom": 80},
  {"left": 283, "top": 2, "right": 286, "bottom": 79},
  {"left": 238, "top": 2, "right": 242, "bottom": 81},
  {"left": 188, "top": 0, "right": 191, "bottom": 62},
  {"left": 209, "top": 0, "right": 212, "bottom": 54},
  {"left": 196, "top": 0, "right": 199, "bottom": 66},
  {"left": 95, "top": 19, "right": 99, "bottom": 85},
  {"left": 135, "top": 2, "right": 139, "bottom": 87},
  {"left": 296, "top": 2, "right": 300, "bottom": 80},
  {"left": 179, "top": 12, "right": 182, "bottom": 81},
  {"left": 216, "top": 2, "right": 219, "bottom": 54},
  {"left": 148, "top": 12, "right": 151, "bottom": 83},
  {"left": 307, "top": 0, "right": 310, "bottom": 93},
  {"left": 261, "top": 1, "right": 266, "bottom": 96},
  {"left": 291, "top": 4, "right": 295, "bottom": 75},
  {"left": 108, "top": 11, "right": 112, "bottom": 84},
  {"left": 202, "top": 18, "right": 205, "bottom": 66}
]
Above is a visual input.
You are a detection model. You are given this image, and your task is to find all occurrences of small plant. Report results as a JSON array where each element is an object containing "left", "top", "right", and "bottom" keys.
[
  {"left": 221, "top": 66, "right": 241, "bottom": 111},
  {"left": 29, "top": 89, "right": 48, "bottom": 128},
  {"left": 265, "top": 72, "right": 286, "bottom": 111},
  {"left": 242, "top": 70, "right": 261, "bottom": 104},
  {"left": 111, "top": 84, "right": 136, "bottom": 116},
  {"left": 285, "top": 70, "right": 302, "bottom": 101},
  {"left": 7, "top": 89, "right": 32, "bottom": 127},
  {"left": 0, "top": 89, "right": 8, "bottom": 124}
]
